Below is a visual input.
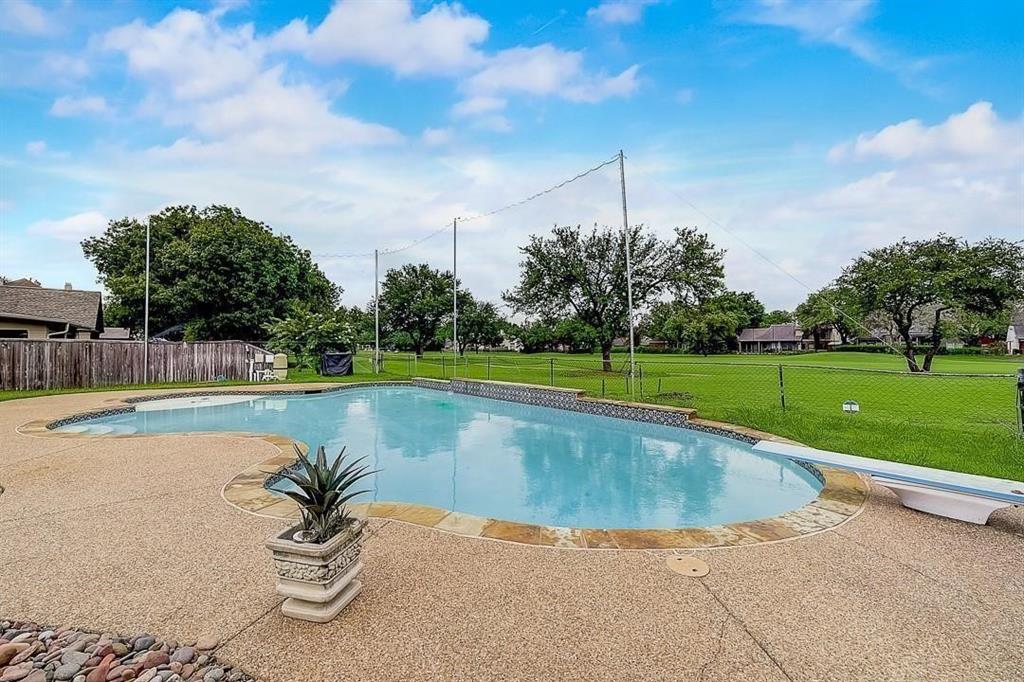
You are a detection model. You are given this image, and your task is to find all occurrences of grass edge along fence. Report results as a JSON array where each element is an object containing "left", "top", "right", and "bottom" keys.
[{"left": 378, "top": 353, "right": 1023, "bottom": 481}]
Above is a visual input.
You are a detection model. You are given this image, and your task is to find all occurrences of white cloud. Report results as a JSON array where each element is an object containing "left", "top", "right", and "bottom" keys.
[
  {"left": 270, "top": 0, "right": 489, "bottom": 76},
  {"left": 421, "top": 127, "right": 454, "bottom": 146},
  {"left": 25, "top": 140, "right": 47, "bottom": 156},
  {"left": 49, "top": 95, "right": 110, "bottom": 117},
  {"left": 43, "top": 53, "right": 90, "bottom": 80},
  {"left": 103, "top": 9, "right": 264, "bottom": 101},
  {"left": 675, "top": 88, "right": 695, "bottom": 105},
  {"left": 587, "top": 0, "right": 659, "bottom": 26},
  {"left": 462, "top": 44, "right": 640, "bottom": 106},
  {"left": 827, "top": 102, "right": 1023, "bottom": 167},
  {"left": 733, "top": 0, "right": 931, "bottom": 83},
  {"left": 27, "top": 211, "right": 108, "bottom": 241},
  {"left": 0, "top": 0, "right": 53, "bottom": 36},
  {"left": 452, "top": 95, "right": 507, "bottom": 117},
  {"left": 102, "top": 8, "right": 401, "bottom": 157}
]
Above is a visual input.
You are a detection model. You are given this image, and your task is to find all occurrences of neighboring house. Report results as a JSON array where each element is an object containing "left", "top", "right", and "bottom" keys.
[
  {"left": 738, "top": 323, "right": 803, "bottom": 353},
  {"left": 856, "top": 326, "right": 933, "bottom": 346},
  {"left": 640, "top": 336, "right": 668, "bottom": 350},
  {"left": 99, "top": 326, "right": 131, "bottom": 340},
  {"left": 1008, "top": 309, "right": 1024, "bottom": 355},
  {"left": 0, "top": 281, "right": 104, "bottom": 339},
  {"left": 800, "top": 324, "right": 841, "bottom": 350}
]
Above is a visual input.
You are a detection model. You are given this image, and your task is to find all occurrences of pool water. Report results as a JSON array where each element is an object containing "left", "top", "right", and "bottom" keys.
[{"left": 59, "top": 386, "right": 822, "bottom": 528}]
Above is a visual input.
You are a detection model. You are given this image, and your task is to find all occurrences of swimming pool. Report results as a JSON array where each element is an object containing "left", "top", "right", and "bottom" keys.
[{"left": 56, "top": 385, "right": 822, "bottom": 528}]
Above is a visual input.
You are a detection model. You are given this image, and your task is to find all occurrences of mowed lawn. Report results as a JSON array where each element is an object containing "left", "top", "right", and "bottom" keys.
[{"left": 3, "top": 351, "right": 1021, "bottom": 481}]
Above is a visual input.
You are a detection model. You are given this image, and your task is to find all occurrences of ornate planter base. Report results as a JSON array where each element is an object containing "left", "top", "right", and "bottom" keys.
[{"left": 265, "top": 521, "right": 365, "bottom": 623}]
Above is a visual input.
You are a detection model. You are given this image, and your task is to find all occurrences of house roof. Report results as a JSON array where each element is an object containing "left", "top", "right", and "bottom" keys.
[
  {"left": 737, "top": 323, "right": 801, "bottom": 342},
  {"left": 0, "top": 284, "right": 103, "bottom": 332}
]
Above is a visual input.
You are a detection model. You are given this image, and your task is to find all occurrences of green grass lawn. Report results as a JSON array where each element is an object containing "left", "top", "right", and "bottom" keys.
[{"left": 4, "top": 350, "right": 1021, "bottom": 481}]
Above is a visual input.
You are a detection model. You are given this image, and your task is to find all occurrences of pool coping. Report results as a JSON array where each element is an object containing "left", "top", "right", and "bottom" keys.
[{"left": 18, "top": 379, "right": 868, "bottom": 550}]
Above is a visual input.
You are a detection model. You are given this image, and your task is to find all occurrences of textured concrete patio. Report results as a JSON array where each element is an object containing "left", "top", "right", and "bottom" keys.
[{"left": 1, "top": 389, "right": 1022, "bottom": 681}]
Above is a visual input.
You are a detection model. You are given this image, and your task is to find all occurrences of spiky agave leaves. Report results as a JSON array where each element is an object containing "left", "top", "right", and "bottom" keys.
[{"left": 279, "top": 444, "right": 378, "bottom": 544}]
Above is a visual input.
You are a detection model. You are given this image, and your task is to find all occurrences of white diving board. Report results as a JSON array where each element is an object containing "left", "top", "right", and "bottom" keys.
[{"left": 754, "top": 440, "right": 1024, "bottom": 525}]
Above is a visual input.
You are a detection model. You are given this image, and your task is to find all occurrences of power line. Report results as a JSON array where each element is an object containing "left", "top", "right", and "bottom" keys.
[{"left": 312, "top": 154, "right": 620, "bottom": 260}]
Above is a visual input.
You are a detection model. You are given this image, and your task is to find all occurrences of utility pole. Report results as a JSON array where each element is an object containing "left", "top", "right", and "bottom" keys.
[
  {"left": 618, "top": 150, "right": 636, "bottom": 394},
  {"left": 452, "top": 217, "right": 458, "bottom": 373},
  {"left": 374, "top": 248, "right": 380, "bottom": 374},
  {"left": 142, "top": 221, "right": 151, "bottom": 384}
]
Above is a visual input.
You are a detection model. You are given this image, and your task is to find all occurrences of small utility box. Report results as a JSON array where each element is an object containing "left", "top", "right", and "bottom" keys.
[{"left": 273, "top": 353, "right": 288, "bottom": 380}]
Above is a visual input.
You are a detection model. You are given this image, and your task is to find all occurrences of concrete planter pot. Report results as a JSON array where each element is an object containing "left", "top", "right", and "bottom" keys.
[{"left": 265, "top": 519, "right": 365, "bottom": 623}]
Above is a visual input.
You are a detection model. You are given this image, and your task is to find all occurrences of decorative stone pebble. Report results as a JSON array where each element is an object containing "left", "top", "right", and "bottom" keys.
[
  {"left": 0, "top": 622, "right": 252, "bottom": 682},
  {"left": 55, "top": 662, "right": 81, "bottom": 680}
]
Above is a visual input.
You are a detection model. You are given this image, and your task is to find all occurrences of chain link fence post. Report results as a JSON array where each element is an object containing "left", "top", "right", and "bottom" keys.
[
  {"left": 487, "top": 356, "right": 491, "bottom": 380},
  {"left": 639, "top": 363, "right": 644, "bottom": 399},
  {"left": 1016, "top": 368, "right": 1023, "bottom": 435},
  {"left": 549, "top": 358, "right": 555, "bottom": 386},
  {"left": 441, "top": 355, "right": 446, "bottom": 379},
  {"left": 778, "top": 364, "right": 786, "bottom": 411}
]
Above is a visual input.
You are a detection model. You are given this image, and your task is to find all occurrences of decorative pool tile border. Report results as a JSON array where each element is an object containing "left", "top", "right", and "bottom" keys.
[{"left": 19, "top": 379, "right": 868, "bottom": 549}]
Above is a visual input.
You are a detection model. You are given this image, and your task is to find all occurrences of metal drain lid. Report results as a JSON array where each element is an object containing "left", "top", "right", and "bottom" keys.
[{"left": 666, "top": 555, "right": 710, "bottom": 577}]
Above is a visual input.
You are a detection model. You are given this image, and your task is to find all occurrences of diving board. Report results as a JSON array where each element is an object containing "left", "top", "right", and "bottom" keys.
[{"left": 754, "top": 440, "right": 1024, "bottom": 525}]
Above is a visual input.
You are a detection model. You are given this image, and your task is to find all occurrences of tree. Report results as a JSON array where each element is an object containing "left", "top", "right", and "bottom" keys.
[
  {"left": 761, "top": 309, "right": 793, "bottom": 326},
  {"left": 378, "top": 263, "right": 463, "bottom": 357},
  {"left": 338, "top": 305, "right": 375, "bottom": 346},
  {"left": 82, "top": 205, "right": 337, "bottom": 341},
  {"left": 647, "top": 290, "right": 763, "bottom": 354},
  {"left": 515, "top": 320, "right": 557, "bottom": 353},
  {"left": 795, "top": 285, "right": 862, "bottom": 349},
  {"left": 504, "top": 224, "right": 724, "bottom": 371},
  {"left": 839, "top": 235, "right": 1024, "bottom": 371},
  {"left": 947, "top": 308, "right": 1011, "bottom": 347},
  {"left": 457, "top": 299, "right": 506, "bottom": 353},
  {"left": 266, "top": 304, "right": 355, "bottom": 370},
  {"left": 553, "top": 318, "right": 598, "bottom": 353}
]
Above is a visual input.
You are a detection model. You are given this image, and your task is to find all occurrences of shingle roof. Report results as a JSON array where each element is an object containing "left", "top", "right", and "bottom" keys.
[
  {"left": 737, "top": 323, "right": 801, "bottom": 342},
  {"left": 0, "top": 284, "right": 103, "bottom": 332}
]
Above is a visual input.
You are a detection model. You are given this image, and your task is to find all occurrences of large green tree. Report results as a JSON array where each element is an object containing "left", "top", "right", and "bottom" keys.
[
  {"left": 647, "top": 290, "right": 765, "bottom": 354},
  {"left": 82, "top": 205, "right": 337, "bottom": 341},
  {"left": 377, "top": 263, "right": 466, "bottom": 357},
  {"left": 839, "top": 235, "right": 1024, "bottom": 371},
  {"left": 795, "top": 284, "right": 862, "bottom": 349},
  {"left": 266, "top": 304, "right": 354, "bottom": 369},
  {"left": 454, "top": 298, "right": 506, "bottom": 353},
  {"left": 504, "top": 224, "right": 724, "bottom": 371}
]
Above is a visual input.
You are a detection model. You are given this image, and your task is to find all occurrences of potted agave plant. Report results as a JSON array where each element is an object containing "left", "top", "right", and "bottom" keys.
[{"left": 265, "top": 444, "right": 377, "bottom": 623}]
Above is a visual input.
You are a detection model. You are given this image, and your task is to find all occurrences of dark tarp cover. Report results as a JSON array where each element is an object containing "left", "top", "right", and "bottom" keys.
[{"left": 320, "top": 352, "right": 353, "bottom": 376}]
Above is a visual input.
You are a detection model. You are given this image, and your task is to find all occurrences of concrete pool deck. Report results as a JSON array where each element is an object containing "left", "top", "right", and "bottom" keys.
[{"left": 1, "top": 388, "right": 1022, "bottom": 681}]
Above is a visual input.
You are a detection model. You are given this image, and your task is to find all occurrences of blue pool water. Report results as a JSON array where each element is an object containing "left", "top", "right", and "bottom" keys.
[{"left": 59, "top": 386, "right": 822, "bottom": 528}]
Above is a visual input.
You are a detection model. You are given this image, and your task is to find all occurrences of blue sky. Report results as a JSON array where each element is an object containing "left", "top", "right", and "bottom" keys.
[{"left": 1, "top": 0, "right": 1022, "bottom": 310}]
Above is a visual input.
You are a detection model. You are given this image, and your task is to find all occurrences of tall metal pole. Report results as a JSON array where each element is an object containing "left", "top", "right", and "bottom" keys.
[
  {"left": 142, "top": 221, "right": 151, "bottom": 384},
  {"left": 374, "top": 248, "right": 380, "bottom": 374},
  {"left": 618, "top": 150, "right": 636, "bottom": 394},
  {"left": 452, "top": 217, "right": 458, "bottom": 373}
]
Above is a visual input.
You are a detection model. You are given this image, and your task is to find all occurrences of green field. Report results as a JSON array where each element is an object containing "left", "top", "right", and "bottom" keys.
[{"left": 3, "top": 350, "right": 1021, "bottom": 481}]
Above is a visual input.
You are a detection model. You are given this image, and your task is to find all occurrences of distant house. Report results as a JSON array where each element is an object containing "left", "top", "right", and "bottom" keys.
[
  {"left": 640, "top": 336, "right": 668, "bottom": 350},
  {"left": 99, "top": 326, "right": 132, "bottom": 340},
  {"left": 1008, "top": 309, "right": 1024, "bottom": 355},
  {"left": 0, "top": 281, "right": 104, "bottom": 339},
  {"left": 856, "top": 326, "right": 932, "bottom": 346},
  {"left": 738, "top": 323, "right": 803, "bottom": 353}
]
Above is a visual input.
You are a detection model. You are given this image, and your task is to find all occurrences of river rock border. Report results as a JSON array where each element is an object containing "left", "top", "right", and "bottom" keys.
[{"left": 0, "top": 619, "right": 250, "bottom": 682}]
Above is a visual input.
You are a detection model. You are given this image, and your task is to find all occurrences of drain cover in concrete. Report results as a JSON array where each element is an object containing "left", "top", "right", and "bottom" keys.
[{"left": 666, "top": 555, "right": 709, "bottom": 577}]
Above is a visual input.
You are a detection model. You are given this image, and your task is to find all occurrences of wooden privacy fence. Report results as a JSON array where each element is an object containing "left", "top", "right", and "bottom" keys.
[{"left": 0, "top": 339, "right": 271, "bottom": 390}]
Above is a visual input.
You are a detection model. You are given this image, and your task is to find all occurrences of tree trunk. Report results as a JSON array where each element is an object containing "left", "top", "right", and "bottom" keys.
[
  {"left": 896, "top": 321, "right": 920, "bottom": 372},
  {"left": 812, "top": 326, "right": 822, "bottom": 351},
  {"left": 921, "top": 308, "right": 946, "bottom": 372},
  {"left": 601, "top": 341, "right": 613, "bottom": 372}
]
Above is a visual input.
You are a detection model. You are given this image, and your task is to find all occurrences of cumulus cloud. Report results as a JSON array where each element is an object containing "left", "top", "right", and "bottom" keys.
[
  {"left": 25, "top": 140, "right": 47, "bottom": 156},
  {"left": 421, "top": 127, "right": 454, "bottom": 146},
  {"left": 0, "top": 0, "right": 53, "bottom": 35},
  {"left": 49, "top": 95, "right": 110, "bottom": 117},
  {"left": 102, "top": 8, "right": 401, "bottom": 157},
  {"left": 827, "top": 101, "right": 1023, "bottom": 167},
  {"left": 270, "top": 0, "right": 489, "bottom": 76},
  {"left": 27, "top": 211, "right": 108, "bottom": 241},
  {"left": 457, "top": 44, "right": 639, "bottom": 115},
  {"left": 587, "top": 0, "right": 659, "bottom": 26}
]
